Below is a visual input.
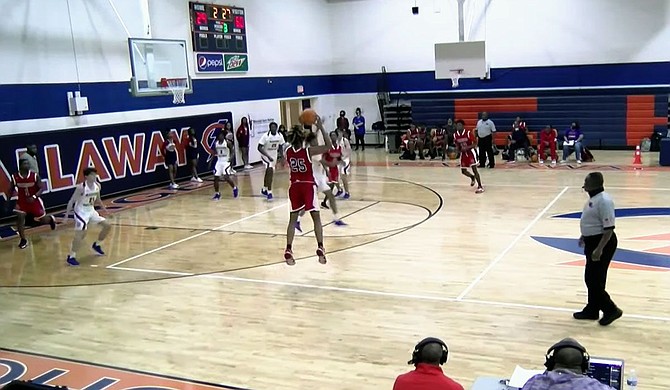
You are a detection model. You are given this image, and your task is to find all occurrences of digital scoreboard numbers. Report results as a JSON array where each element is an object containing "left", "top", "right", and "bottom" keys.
[{"left": 189, "top": 2, "right": 247, "bottom": 54}]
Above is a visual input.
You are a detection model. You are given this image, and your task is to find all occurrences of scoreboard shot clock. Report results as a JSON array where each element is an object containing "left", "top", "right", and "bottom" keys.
[{"left": 189, "top": 2, "right": 247, "bottom": 54}]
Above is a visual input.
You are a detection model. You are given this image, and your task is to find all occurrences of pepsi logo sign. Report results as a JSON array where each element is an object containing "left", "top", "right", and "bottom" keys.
[{"left": 195, "top": 53, "right": 225, "bottom": 73}]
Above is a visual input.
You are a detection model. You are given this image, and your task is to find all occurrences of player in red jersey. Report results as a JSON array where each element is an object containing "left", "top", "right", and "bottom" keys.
[
  {"left": 430, "top": 127, "right": 447, "bottom": 160},
  {"left": 9, "top": 158, "right": 56, "bottom": 249},
  {"left": 323, "top": 132, "right": 343, "bottom": 203},
  {"left": 453, "top": 120, "right": 484, "bottom": 194},
  {"left": 284, "top": 116, "right": 333, "bottom": 266},
  {"left": 406, "top": 123, "right": 425, "bottom": 160}
]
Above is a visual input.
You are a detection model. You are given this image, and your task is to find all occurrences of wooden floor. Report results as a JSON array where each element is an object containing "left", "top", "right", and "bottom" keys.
[{"left": 1, "top": 150, "right": 670, "bottom": 389}]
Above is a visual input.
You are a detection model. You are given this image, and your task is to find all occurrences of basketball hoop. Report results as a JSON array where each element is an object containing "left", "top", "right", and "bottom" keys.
[
  {"left": 449, "top": 69, "right": 463, "bottom": 88},
  {"left": 161, "top": 77, "right": 187, "bottom": 104}
]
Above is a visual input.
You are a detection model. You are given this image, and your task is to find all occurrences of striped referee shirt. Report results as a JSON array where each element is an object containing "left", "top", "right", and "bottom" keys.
[{"left": 580, "top": 191, "right": 616, "bottom": 237}]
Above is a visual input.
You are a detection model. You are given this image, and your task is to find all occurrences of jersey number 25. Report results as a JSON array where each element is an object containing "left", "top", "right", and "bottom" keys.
[{"left": 289, "top": 158, "right": 307, "bottom": 172}]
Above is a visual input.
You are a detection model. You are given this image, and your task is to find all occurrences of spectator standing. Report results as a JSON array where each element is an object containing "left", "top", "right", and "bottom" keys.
[
  {"left": 185, "top": 127, "right": 202, "bottom": 182},
  {"left": 561, "top": 122, "right": 584, "bottom": 164},
  {"left": 476, "top": 112, "right": 497, "bottom": 168},
  {"left": 393, "top": 337, "right": 464, "bottom": 390},
  {"left": 522, "top": 338, "right": 614, "bottom": 390},
  {"left": 236, "top": 117, "right": 252, "bottom": 169},
  {"left": 21, "top": 144, "right": 39, "bottom": 174},
  {"left": 336, "top": 110, "right": 351, "bottom": 140},
  {"left": 445, "top": 118, "right": 456, "bottom": 147},
  {"left": 352, "top": 108, "right": 366, "bottom": 151}
]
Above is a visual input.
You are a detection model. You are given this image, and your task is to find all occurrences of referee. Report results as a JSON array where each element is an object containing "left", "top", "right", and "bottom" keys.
[{"left": 575, "top": 172, "right": 623, "bottom": 326}]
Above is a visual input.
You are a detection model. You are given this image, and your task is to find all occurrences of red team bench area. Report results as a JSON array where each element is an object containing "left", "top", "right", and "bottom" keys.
[{"left": 494, "top": 131, "right": 536, "bottom": 147}]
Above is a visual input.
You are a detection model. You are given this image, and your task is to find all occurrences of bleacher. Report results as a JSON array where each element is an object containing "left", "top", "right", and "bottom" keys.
[{"left": 393, "top": 90, "right": 667, "bottom": 149}]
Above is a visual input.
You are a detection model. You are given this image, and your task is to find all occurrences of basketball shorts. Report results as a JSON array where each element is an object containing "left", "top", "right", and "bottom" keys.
[
  {"left": 328, "top": 166, "right": 339, "bottom": 184},
  {"left": 15, "top": 198, "right": 46, "bottom": 219},
  {"left": 73, "top": 207, "right": 105, "bottom": 231},
  {"left": 313, "top": 166, "right": 330, "bottom": 193},
  {"left": 288, "top": 182, "right": 318, "bottom": 213},
  {"left": 460, "top": 149, "right": 479, "bottom": 168},
  {"left": 261, "top": 154, "right": 277, "bottom": 169},
  {"left": 164, "top": 151, "right": 177, "bottom": 166},
  {"left": 339, "top": 158, "right": 351, "bottom": 176},
  {"left": 186, "top": 148, "right": 199, "bottom": 161},
  {"left": 214, "top": 159, "right": 234, "bottom": 177}
]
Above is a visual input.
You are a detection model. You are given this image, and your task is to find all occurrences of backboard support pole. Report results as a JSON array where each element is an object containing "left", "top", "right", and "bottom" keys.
[{"left": 457, "top": 0, "right": 466, "bottom": 42}]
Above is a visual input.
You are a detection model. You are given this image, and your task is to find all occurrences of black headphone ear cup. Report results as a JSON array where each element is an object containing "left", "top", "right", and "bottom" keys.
[{"left": 581, "top": 351, "right": 590, "bottom": 374}]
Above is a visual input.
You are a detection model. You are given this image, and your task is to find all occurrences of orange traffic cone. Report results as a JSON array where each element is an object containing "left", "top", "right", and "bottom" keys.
[{"left": 633, "top": 145, "right": 643, "bottom": 169}]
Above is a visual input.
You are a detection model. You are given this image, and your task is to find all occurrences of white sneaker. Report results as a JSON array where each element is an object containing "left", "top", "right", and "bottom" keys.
[
  {"left": 244, "top": 165, "right": 253, "bottom": 169},
  {"left": 170, "top": 183, "right": 179, "bottom": 189},
  {"left": 196, "top": 177, "right": 203, "bottom": 183},
  {"left": 190, "top": 177, "right": 198, "bottom": 182},
  {"left": 539, "top": 159, "right": 544, "bottom": 164},
  {"left": 559, "top": 160, "right": 566, "bottom": 164},
  {"left": 577, "top": 160, "right": 582, "bottom": 164},
  {"left": 551, "top": 160, "right": 556, "bottom": 165}
]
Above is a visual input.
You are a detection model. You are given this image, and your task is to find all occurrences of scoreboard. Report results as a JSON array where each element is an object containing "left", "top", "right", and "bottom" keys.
[{"left": 189, "top": 2, "right": 247, "bottom": 54}]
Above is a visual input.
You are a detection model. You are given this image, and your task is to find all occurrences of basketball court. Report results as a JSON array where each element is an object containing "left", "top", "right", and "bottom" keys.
[{"left": 2, "top": 150, "right": 669, "bottom": 389}]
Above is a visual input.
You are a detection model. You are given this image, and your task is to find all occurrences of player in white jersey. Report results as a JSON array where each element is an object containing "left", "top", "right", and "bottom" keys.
[
  {"left": 258, "top": 122, "right": 287, "bottom": 201},
  {"left": 210, "top": 131, "right": 239, "bottom": 200},
  {"left": 294, "top": 129, "right": 346, "bottom": 233},
  {"left": 337, "top": 129, "right": 352, "bottom": 199},
  {"left": 64, "top": 167, "right": 111, "bottom": 266}
]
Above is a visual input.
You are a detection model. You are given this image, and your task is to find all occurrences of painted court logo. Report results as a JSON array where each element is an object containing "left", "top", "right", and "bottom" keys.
[
  {"left": 532, "top": 207, "right": 670, "bottom": 272},
  {"left": 0, "top": 348, "right": 247, "bottom": 390}
]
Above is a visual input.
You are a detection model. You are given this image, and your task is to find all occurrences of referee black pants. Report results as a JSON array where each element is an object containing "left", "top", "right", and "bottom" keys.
[
  {"left": 583, "top": 233, "right": 619, "bottom": 314},
  {"left": 478, "top": 135, "right": 495, "bottom": 168}
]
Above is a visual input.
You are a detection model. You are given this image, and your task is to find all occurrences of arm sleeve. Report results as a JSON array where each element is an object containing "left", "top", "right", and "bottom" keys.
[{"left": 598, "top": 198, "right": 616, "bottom": 230}]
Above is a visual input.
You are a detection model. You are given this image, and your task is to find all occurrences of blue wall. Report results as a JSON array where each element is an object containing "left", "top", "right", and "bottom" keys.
[
  {"left": 1, "top": 62, "right": 668, "bottom": 122},
  {"left": 0, "top": 112, "right": 234, "bottom": 218}
]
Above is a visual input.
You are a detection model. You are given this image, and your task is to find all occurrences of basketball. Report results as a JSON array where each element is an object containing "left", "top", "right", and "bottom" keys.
[
  {"left": 448, "top": 151, "right": 458, "bottom": 160},
  {"left": 531, "top": 154, "right": 538, "bottom": 162},
  {"left": 299, "top": 109, "right": 318, "bottom": 126}
]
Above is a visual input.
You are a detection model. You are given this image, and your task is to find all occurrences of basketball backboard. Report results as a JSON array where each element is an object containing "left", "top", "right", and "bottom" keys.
[
  {"left": 129, "top": 38, "right": 192, "bottom": 97},
  {"left": 434, "top": 40, "right": 489, "bottom": 86}
]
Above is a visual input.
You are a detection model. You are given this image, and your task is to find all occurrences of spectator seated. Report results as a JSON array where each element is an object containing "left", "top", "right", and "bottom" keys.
[
  {"left": 561, "top": 122, "right": 584, "bottom": 164},
  {"left": 507, "top": 127, "right": 532, "bottom": 162}
]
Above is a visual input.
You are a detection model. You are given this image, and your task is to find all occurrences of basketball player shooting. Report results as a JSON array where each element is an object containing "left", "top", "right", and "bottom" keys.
[
  {"left": 64, "top": 168, "right": 111, "bottom": 266},
  {"left": 284, "top": 116, "right": 332, "bottom": 266},
  {"left": 295, "top": 130, "right": 346, "bottom": 231},
  {"left": 453, "top": 119, "right": 484, "bottom": 194},
  {"left": 258, "top": 121, "right": 286, "bottom": 201},
  {"left": 9, "top": 158, "right": 57, "bottom": 249}
]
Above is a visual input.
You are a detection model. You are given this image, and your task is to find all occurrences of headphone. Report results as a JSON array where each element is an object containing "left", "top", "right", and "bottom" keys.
[
  {"left": 408, "top": 337, "right": 449, "bottom": 365},
  {"left": 544, "top": 338, "right": 590, "bottom": 374}
]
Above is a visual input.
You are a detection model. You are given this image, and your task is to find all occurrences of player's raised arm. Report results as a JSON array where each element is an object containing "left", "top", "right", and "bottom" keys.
[{"left": 309, "top": 116, "right": 333, "bottom": 156}]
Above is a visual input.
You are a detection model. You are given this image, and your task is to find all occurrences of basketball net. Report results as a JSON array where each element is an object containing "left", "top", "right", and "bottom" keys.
[
  {"left": 166, "top": 78, "right": 187, "bottom": 104},
  {"left": 450, "top": 69, "right": 463, "bottom": 88}
]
